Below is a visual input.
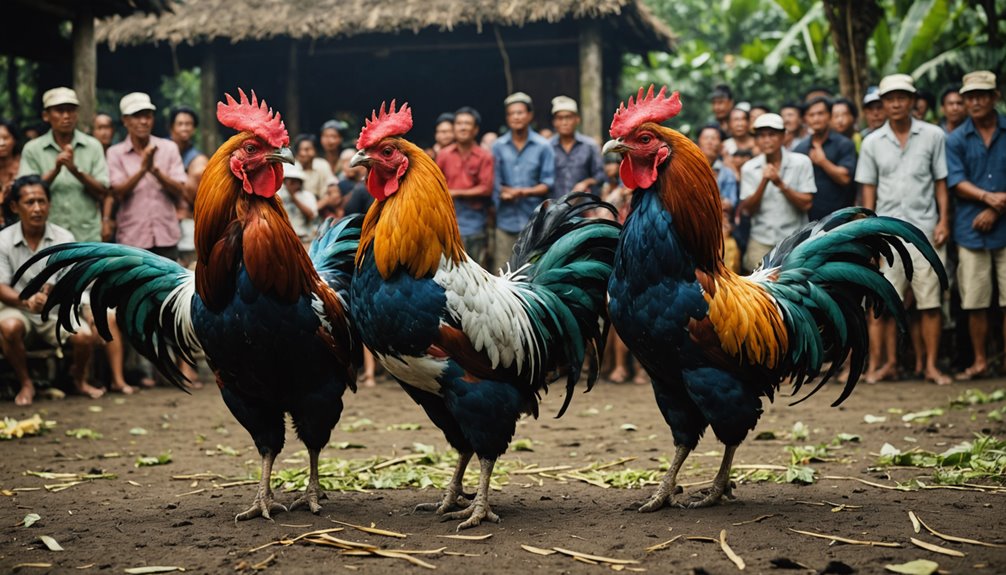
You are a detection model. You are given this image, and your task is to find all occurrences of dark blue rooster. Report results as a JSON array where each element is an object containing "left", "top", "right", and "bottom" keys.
[
  {"left": 15, "top": 90, "right": 363, "bottom": 521},
  {"left": 603, "top": 86, "right": 947, "bottom": 511},
  {"left": 348, "top": 101, "right": 620, "bottom": 529}
]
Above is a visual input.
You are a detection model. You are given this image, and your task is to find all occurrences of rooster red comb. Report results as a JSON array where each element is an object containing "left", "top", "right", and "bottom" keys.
[
  {"left": 609, "top": 85, "right": 682, "bottom": 138},
  {"left": 357, "top": 100, "right": 413, "bottom": 149},
  {"left": 217, "top": 88, "right": 289, "bottom": 148}
]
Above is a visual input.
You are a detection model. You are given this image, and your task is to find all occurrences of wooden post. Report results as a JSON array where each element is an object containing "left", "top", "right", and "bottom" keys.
[
  {"left": 579, "top": 21, "right": 603, "bottom": 143},
  {"left": 72, "top": 3, "right": 96, "bottom": 131},
  {"left": 200, "top": 46, "right": 219, "bottom": 153},
  {"left": 285, "top": 40, "right": 301, "bottom": 137}
]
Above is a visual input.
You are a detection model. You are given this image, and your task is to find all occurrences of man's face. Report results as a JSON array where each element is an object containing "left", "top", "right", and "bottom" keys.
[
  {"left": 803, "top": 101, "right": 831, "bottom": 135},
  {"left": 780, "top": 108, "right": 802, "bottom": 133},
  {"left": 728, "top": 109, "right": 749, "bottom": 138},
  {"left": 453, "top": 114, "right": 479, "bottom": 145},
  {"left": 434, "top": 121, "right": 455, "bottom": 148},
  {"left": 170, "top": 112, "right": 196, "bottom": 145},
  {"left": 711, "top": 97, "right": 733, "bottom": 122},
  {"left": 43, "top": 104, "right": 79, "bottom": 135},
  {"left": 830, "top": 103, "right": 855, "bottom": 135},
  {"left": 864, "top": 102, "right": 886, "bottom": 129},
  {"left": 284, "top": 177, "right": 303, "bottom": 193},
  {"left": 92, "top": 114, "right": 114, "bottom": 147},
  {"left": 0, "top": 125, "right": 15, "bottom": 158},
  {"left": 912, "top": 98, "right": 929, "bottom": 120},
  {"left": 697, "top": 128, "right": 722, "bottom": 162},
  {"left": 296, "top": 139, "right": 316, "bottom": 165},
  {"left": 941, "top": 91, "right": 965, "bottom": 125},
  {"left": 882, "top": 92, "right": 914, "bottom": 122},
  {"left": 552, "top": 111, "right": 579, "bottom": 137},
  {"left": 754, "top": 129, "right": 784, "bottom": 155},
  {"left": 123, "top": 110, "right": 154, "bottom": 139},
  {"left": 320, "top": 128, "right": 343, "bottom": 153},
  {"left": 13, "top": 185, "right": 49, "bottom": 229},
  {"left": 505, "top": 103, "right": 531, "bottom": 132},
  {"left": 604, "top": 162, "right": 619, "bottom": 180},
  {"left": 964, "top": 90, "right": 999, "bottom": 122}
]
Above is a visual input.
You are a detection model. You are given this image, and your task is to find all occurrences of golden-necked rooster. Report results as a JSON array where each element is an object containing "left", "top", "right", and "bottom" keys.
[
  {"left": 348, "top": 101, "right": 620, "bottom": 529},
  {"left": 16, "top": 90, "right": 363, "bottom": 521},
  {"left": 603, "top": 86, "right": 947, "bottom": 511}
]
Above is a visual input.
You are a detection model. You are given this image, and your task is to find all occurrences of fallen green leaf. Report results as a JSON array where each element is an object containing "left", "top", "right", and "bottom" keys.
[
  {"left": 65, "top": 428, "right": 102, "bottom": 440},
  {"left": 129, "top": 427, "right": 148, "bottom": 436},
  {"left": 21, "top": 513, "right": 41, "bottom": 528},
  {"left": 884, "top": 559, "right": 939, "bottom": 575},
  {"left": 511, "top": 439, "right": 535, "bottom": 452},
  {"left": 136, "top": 452, "right": 172, "bottom": 467},
  {"left": 38, "top": 535, "right": 63, "bottom": 551}
]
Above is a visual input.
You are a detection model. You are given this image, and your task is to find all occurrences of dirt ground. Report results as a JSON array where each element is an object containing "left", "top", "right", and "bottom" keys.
[{"left": 1, "top": 373, "right": 1004, "bottom": 574}]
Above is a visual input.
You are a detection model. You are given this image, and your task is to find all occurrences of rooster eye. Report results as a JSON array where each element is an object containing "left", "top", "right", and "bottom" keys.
[
  {"left": 244, "top": 144, "right": 256, "bottom": 153},
  {"left": 640, "top": 135, "right": 652, "bottom": 144},
  {"left": 381, "top": 147, "right": 393, "bottom": 157}
]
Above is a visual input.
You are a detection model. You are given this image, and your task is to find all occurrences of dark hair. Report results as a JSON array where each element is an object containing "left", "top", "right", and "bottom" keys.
[
  {"left": 917, "top": 90, "right": 936, "bottom": 111},
  {"left": 750, "top": 102, "right": 771, "bottom": 114},
  {"left": 831, "top": 97, "right": 859, "bottom": 120},
  {"left": 0, "top": 119, "right": 21, "bottom": 155},
  {"left": 320, "top": 119, "right": 348, "bottom": 137},
  {"left": 801, "top": 96, "right": 833, "bottom": 116},
  {"left": 697, "top": 123, "right": 726, "bottom": 140},
  {"left": 454, "top": 106, "right": 482, "bottom": 127},
  {"left": 10, "top": 174, "right": 51, "bottom": 204},
  {"left": 435, "top": 112, "right": 455, "bottom": 127},
  {"left": 939, "top": 86, "right": 961, "bottom": 105},
  {"left": 169, "top": 106, "right": 199, "bottom": 128},
  {"left": 711, "top": 84, "right": 733, "bottom": 100},
  {"left": 779, "top": 101, "right": 802, "bottom": 113},
  {"left": 293, "top": 133, "right": 317, "bottom": 153},
  {"left": 801, "top": 85, "right": 834, "bottom": 100}
]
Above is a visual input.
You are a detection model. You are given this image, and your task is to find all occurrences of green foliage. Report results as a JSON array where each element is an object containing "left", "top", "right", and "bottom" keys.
[
  {"left": 65, "top": 428, "right": 103, "bottom": 440},
  {"left": 875, "top": 435, "right": 1006, "bottom": 485},
  {"left": 0, "top": 57, "right": 39, "bottom": 124},
  {"left": 136, "top": 452, "right": 173, "bottom": 467}
]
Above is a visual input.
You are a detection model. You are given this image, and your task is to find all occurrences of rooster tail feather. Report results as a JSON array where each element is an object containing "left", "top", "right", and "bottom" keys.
[
  {"left": 508, "top": 193, "right": 621, "bottom": 417},
  {"left": 15, "top": 242, "right": 199, "bottom": 391}
]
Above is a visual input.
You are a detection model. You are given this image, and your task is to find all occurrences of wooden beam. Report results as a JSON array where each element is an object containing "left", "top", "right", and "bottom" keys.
[
  {"left": 578, "top": 20, "right": 603, "bottom": 142},
  {"left": 72, "top": 2, "right": 96, "bottom": 131},
  {"left": 285, "top": 40, "right": 300, "bottom": 137},
  {"left": 199, "top": 46, "right": 219, "bottom": 152}
]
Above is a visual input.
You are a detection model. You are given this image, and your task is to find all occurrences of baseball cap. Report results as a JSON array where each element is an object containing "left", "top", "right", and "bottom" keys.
[
  {"left": 504, "top": 92, "right": 533, "bottom": 108},
  {"left": 551, "top": 95, "right": 578, "bottom": 115},
  {"left": 120, "top": 92, "right": 157, "bottom": 116},
  {"left": 960, "top": 70, "right": 997, "bottom": 94},
  {"left": 42, "top": 87, "right": 80, "bottom": 109},
  {"left": 863, "top": 89, "right": 881, "bottom": 106},
  {"left": 283, "top": 163, "right": 306, "bottom": 181},
  {"left": 752, "top": 113, "right": 784, "bottom": 131},
  {"left": 878, "top": 74, "right": 916, "bottom": 96}
]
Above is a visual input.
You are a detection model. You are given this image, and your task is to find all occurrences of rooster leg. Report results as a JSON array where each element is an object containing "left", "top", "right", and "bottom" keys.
[
  {"left": 290, "top": 449, "right": 326, "bottom": 514},
  {"left": 441, "top": 457, "right": 501, "bottom": 530},
  {"left": 415, "top": 451, "right": 473, "bottom": 514},
  {"left": 638, "top": 444, "right": 690, "bottom": 512},
  {"left": 685, "top": 445, "right": 738, "bottom": 509},
  {"left": 235, "top": 451, "right": 287, "bottom": 522}
]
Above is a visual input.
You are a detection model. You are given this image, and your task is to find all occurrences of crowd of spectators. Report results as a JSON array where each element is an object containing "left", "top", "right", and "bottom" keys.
[{"left": 0, "top": 69, "right": 1001, "bottom": 404}]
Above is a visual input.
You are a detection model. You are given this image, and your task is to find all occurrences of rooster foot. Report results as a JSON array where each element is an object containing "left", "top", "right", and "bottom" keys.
[
  {"left": 441, "top": 501, "right": 500, "bottom": 530},
  {"left": 684, "top": 480, "right": 736, "bottom": 509},
  {"left": 290, "top": 487, "right": 328, "bottom": 515},
  {"left": 235, "top": 495, "right": 288, "bottom": 522},
  {"left": 636, "top": 484, "right": 683, "bottom": 513},
  {"left": 414, "top": 490, "right": 474, "bottom": 515}
]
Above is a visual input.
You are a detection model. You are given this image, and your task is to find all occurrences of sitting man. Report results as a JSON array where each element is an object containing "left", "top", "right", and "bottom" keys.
[{"left": 0, "top": 175, "right": 99, "bottom": 405}]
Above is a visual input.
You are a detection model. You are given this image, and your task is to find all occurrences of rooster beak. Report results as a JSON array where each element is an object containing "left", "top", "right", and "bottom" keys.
[
  {"left": 602, "top": 138, "right": 628, "bottom": 155},
  {"left": 267, "top": 147, "right": 295, "bottom": 165},
  {"left": 350, "top": 149, "right": 372, "bottom": 168}
]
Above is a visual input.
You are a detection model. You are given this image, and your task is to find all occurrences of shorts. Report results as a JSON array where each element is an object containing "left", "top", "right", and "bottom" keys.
[
  {"left": 880, "top": 239, "right": 947, "bottom": 311},
  {"left": 957, "top": 246, "right": 1006, "bottom": 310},
  {"left": 743, "top": 238, "right": 775, "bottom": 274},
  {"left": 0, "top": 305, "right": 91, "bottom": 348}
]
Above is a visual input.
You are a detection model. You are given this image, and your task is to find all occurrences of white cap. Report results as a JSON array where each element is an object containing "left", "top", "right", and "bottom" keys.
[
  {"left": 551, "top": 95, "right": 578, "bottom": 115},
  {"left": 504, "top": 91, "right": 533, "bottom": 108},
  {"left": 878, "top": 74, "right": 916, "bottom": 96},
  {"left": 863, "top": 91, "right": 881, "bottom": 106},
  {"left": 960, "top": 70, "right": 997, "bottom": 94},
  {"left": 283, "top": 163, "right": 306, "bottom": 181},
  {"left": 42, "top": 87, "right": 80, "bottom": 109},
  {"left": 752, "top": 113, "right": 784, "bottom": 131},
  {"left": 119, "top": 92, "right": 157, "bottom": 116}
]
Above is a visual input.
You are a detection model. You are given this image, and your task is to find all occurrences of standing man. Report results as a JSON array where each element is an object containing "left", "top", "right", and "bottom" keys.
[
  {"left": 92, "top": 112, "right": 115, "bottom": 151},
  {"left": 436, "top": 106, "right": 494, "bottom": 267},
  {"left": 856, "top": 74, "right": 951, "bottom": 385},
  {"left": 737, "top": 113, "right": 816, "bottom": 272},
  {"left": 780, "top": 102, "right": 807, "bottom": 150},
  {"left": 17, "top": 87, "right": 108, "bottom": 243},
  {"left": 0, "top": 176, "right": 99, "bottom": 405},
  {"left": 861, "top": 89, "right": 887, "bottom": 137},
  {"left": 492, "top": 92, "right": 554, "bottom": 271},
  {"left": 794, "top": 97, "right": 857, "bottom": 222},
  {"left": 107, "top": 92, "right": 187, "bottom": 258},
  {"left": 939, "top": 86, "right": 966, "bottom": 134},
  {"left": 319, "top": 119, "right": 348, "bottom": 178},
  {"left": 710, "top": 84, "right": 734, "bottom": 134},
  {"left": 549, "top": 96, "right": 604, "bottom": 199},
  {"left": 947, "top": 71, "right": 1006, "bottom": 381}
]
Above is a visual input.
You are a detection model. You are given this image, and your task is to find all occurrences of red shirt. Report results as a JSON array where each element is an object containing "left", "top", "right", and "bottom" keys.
[{"left": 436, "top": 143, "right": 494, "bottom": 236}]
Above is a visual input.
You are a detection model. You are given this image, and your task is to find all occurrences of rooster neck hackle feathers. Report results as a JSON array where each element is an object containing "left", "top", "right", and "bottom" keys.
[
  {"left": 357, "top": 138, "right": 464, "bottom": 279},
  {"left": 216, "top": 89, "right": 289, "bottom": 148}
]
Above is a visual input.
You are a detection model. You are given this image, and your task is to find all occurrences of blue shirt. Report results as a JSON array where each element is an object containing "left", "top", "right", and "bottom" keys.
[
  {"left": 550, "top": 133, "right": 604, "bottom": 198},
  {"left": 492, "top": 129, "right": 555, "bottom": 233},
  {"left": 793, "top": 130, "right": 858, "bottom": 221},
  {"left": 948, "top": 113, "right": 1006, "bottom": 250},
  {"left": 712, "top": 159, "right": 738, "bottom": 206}
]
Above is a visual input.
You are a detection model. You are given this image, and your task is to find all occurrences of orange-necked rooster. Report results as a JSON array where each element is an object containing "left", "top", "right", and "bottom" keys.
[
  {"left": 348, "top": 101, "right": 620, "bottom": 529},
  {"left": 15, "top": 90, "right": 363, "bottom": 521},
  {"left": 603, "top": 86, "right": 947, "bottom": 511}
]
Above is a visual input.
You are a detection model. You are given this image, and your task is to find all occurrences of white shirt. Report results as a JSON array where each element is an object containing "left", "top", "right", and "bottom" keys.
[
  {"left": 740, "top": 149, "right": 817, "bottom": 245},
  {"left": 278, "top": 185, "right": 318, "bottom": 240}
]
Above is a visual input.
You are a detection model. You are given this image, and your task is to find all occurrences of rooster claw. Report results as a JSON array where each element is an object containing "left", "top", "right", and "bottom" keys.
[
  {"left": 637, "top": 484, "right": 683, "bottom": 513},
  {"left": 441, "top": 502, "right": 500, "bottom": 530},
  {"left": 290, "top": 488, "right": 327, "bottom": 515},
  {"left": 235, "top": 497, "right": 287, "bottom": 522}
]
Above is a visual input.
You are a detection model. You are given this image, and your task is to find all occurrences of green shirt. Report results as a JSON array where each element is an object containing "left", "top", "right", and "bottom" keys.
[{"left": 17, "top": 129, "right": 108, "bottom": 242}]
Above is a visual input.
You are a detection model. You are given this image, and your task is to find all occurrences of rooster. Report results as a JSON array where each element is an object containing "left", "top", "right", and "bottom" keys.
[
  {"left": 15, "top": 90, "right": 363, "bottom": 521},
  {"left": 348, "top": 101, "right": 620, "bottom": 529},
  {"left": 603, "top": 86, "right": 947, "bottom": 511}
]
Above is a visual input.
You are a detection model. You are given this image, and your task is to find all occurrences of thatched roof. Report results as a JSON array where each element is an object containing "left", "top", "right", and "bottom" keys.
[{"left": 97, "top": 0, "right": 675, "bottom": 52}]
